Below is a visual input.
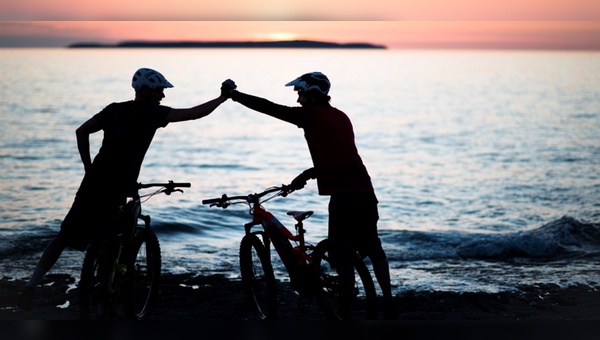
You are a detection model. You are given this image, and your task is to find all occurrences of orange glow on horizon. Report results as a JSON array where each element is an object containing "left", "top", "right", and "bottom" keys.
[
  {"left": 1, "top": 1, "right": 599, "bottom": 49},
  {"left": 260, "top": 32, "right": 300, "bottom": 42},
  {"left": 1, "top": 21, "right": 599, "bottom": 50}
]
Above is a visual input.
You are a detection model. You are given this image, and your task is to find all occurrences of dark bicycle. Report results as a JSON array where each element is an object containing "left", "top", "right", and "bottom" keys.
[
  {"left": 202, "top": 183, "right": 377, "bottom": 320},
  {"left": 78, "top": 180, "right": 190, "bottom": 320}
]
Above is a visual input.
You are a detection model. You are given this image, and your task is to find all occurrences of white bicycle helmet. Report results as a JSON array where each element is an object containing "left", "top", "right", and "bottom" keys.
[
  {"left": 285, "top": 72, "right": 330, "bottom": 95},
  {"left": 131, "top": 68, "right": 174, "bottom": 90}
]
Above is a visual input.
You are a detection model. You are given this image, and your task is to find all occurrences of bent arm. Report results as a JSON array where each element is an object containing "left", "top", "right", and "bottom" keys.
[
  {"left": 75, "top": 117, "right": 102, "bottom": 172},
  {"left": 166, "top": 95, "right": 227, "bottom": 123}
]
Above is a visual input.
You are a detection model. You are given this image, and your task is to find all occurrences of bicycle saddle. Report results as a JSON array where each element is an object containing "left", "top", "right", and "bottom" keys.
[{"left": 287, "top": 211, "right": 314, "bottom": 222}]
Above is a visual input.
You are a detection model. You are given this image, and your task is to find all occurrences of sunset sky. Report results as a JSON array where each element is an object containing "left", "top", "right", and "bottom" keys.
[{"left": 1, "top": 0, "right": 599, "bottom": 49}]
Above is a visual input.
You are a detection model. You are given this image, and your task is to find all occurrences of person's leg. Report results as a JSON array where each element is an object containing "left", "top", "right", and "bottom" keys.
[
  {"left": 19, "top": 199, "right": 82, "bottom": 310},
  {"left": 370, "top": 250, "right": 397, "bottom": 319},
  {"left": 18, "top": 235, "right": 67, "bottom": 310},
  {"left": 371, "top": 253, "right": 392, "bottom": 297},
  {"left": 330, "top": 239, "right": 356, "bottom": 320},
  {"left": 328, "top": 195, "right": 355, "bottom": 319},
  {"left": 26, "top": 198, "right": 89, "bottom": 290},
  {"left": 25, "top": 236, "right": 67, "bottom": 288},
  {"left": 357, "top": 193, "right": 397, "bottom": 319}
]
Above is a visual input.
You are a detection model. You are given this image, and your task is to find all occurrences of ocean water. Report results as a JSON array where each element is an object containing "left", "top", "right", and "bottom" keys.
[{"left": 1, "top": 48, "right": 599, "bottom": 294}]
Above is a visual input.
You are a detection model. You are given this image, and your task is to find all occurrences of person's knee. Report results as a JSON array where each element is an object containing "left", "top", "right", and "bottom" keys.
[{"left": 366, "top": 238, "right": 387, "bottom": 262}]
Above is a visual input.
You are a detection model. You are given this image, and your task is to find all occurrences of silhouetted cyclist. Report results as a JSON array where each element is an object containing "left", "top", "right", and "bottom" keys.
[
  {"left": 19, "top": 68, "right": 232, "bottom": 311},
  {"left": 221, "top": 73, "right": 396, "bottom": 319}
]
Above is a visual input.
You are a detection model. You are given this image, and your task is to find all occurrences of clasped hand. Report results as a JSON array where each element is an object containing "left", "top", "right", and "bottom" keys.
[{"left": 221, "top": 79, "right": 237, "bottom": 98}]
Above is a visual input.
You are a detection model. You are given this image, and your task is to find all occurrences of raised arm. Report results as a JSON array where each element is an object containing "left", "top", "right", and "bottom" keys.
[
  {"left": 230, "top": 90, "right": 306, "bottom": 127},
  {"left": 166, "top": 95, "right": 228, "bottom": 123},
  {"left": 166, "top": 80, "right": 236, "bottom": 123},
  {"left": 75, "top": 116, "right": 102, "bottom": 172}
]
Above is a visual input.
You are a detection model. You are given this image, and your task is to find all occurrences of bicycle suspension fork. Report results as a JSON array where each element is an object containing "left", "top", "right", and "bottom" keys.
[{"left": 112, "top": 213, "right": 152, "bottom": 292}]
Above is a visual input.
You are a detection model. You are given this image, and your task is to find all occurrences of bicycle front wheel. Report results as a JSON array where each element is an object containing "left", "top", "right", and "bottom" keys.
[
  {"left": 239, "top": 233, "right": 278, "bottom": 319},
  {"left": 311, "top": 239, "right": 378, "bottom": 320},
  {"left": 79, "top": 239, "right": 118, "bottom": 320},
  {"left": 123, "top": 228, "right": 161, "bottom": 320}
]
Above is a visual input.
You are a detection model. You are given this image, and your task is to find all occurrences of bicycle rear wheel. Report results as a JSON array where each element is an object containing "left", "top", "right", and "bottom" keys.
[
  {"left": 311, "top": 239, "right": 378, "bottom": 320},
  {"left": 123, "top": 228, "right": 161, "bottom": 320},
  {"left": 79, "top": 239, "right": 119, "bottom": 320},
  {"left": 239, "top": 233, "right": 278, "bottom": 319}
]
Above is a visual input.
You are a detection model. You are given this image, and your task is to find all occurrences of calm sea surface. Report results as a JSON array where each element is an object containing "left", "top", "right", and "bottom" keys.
[{"left": 1, "top": 48, "right": 599, "bottom": 294}]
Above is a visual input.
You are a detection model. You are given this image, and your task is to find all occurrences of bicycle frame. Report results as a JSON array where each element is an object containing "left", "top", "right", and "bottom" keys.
[
  {"left": 118, "top": 192, "right": 152, "bottom": 261},
  {"left": 79, "top": 180, "right": 190, "bottom": 320},
  {"left": 204, "top": 185, "right": 315, "bottom": 286},
  {"left": 245, "top": 201, "right": 315, "bottom": 284}
]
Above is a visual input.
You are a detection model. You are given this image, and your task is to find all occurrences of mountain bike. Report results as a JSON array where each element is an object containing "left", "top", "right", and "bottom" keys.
[
  {"left": 202, "top": 183, "right": 377, "bottom": 320},
  {"left": 78, "top": 180, "right": 190, "bottom": 320}
]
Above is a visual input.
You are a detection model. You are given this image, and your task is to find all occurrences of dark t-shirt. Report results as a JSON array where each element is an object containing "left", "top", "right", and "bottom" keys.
[
  {"left": 79, "top": 100, "right": 171, "bottom": 199},
  {"left": 59, "top": 100, "right": 170, "bottom": 250},
  {"left": 231, "top": 91, "right": 373, "bottom": 195},
  {"left": 302, "top": 105, "right": 373, "bottom": 194}
]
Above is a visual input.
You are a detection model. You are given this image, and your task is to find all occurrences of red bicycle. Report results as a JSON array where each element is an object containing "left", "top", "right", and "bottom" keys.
[{"left": 202, "top": 183, "right": 377, "bottom": 320}]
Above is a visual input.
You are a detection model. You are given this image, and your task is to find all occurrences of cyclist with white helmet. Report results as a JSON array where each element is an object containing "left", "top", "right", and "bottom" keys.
[
  {"left": 18, "top": 68, "right": 232, "bottom": 311},
  {"left": 221, "top": 73, "right": 396, "bottom": 319}
]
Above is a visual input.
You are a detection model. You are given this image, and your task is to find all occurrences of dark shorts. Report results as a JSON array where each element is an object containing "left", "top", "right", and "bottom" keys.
[
  {"left": 58, "top": 190, "right": 125, "bottom": 251},
  {"left": 328, "top": 191, "right": 385, "bottom": 260}
]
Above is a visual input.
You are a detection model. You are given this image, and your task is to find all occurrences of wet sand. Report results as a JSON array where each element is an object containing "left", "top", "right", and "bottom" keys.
[{"left": 1, "top": 273, "right": 599, "bottom": 321}]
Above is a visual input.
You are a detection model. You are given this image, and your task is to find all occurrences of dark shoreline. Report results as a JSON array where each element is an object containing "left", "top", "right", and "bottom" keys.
[
  {"left": 1, "top": 273, "right": 599, "bottom": 320},
  {"left": 67, "top": 40, "right": 387, "bottom": 49}
]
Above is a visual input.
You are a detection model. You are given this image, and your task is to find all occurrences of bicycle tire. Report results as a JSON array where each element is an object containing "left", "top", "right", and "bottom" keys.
[
  {"left": 123, "top": 228, "right": 161, "bottom": 320},
  {"left": 311, "top": 239, "right": 378, "bottom": 320},
  {"left": 78, "top": 239, "right": 119, "bottom": 320},
  {"left": 239, "top": 233, "right": 278, "bottom": 319}
]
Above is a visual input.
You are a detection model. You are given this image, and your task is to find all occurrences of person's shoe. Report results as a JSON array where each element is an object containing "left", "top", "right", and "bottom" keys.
[{"left": 17, "top": 286, "right": 35, "bottom": 311}]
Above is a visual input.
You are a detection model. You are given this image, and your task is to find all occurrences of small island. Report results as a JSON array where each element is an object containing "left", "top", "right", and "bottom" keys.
[{"left": 68, "top": 39, "right": 386, "bottom": 49}]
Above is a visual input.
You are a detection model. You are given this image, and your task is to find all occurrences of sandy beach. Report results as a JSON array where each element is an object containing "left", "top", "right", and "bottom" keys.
[{"left": 1, "top": 272, "right": 599, "bottom": 321}]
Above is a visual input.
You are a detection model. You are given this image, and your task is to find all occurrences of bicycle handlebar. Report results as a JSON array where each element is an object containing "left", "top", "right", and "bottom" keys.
[
  {"left": 202, "top": 184, "right": 296, "bottom": 208},
  {"left": 137, "top": 180, "right": 191, "bottom": 195}
]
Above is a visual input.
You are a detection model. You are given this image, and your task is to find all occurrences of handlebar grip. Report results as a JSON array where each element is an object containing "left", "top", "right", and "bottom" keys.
[
  {"left": 137, "top": 181, "right": 191, "bottom": 189},
  {"left": 202, "top": 193, "right": 229, "bottom": 205},
  {"left": 202, "top": 198, "right": 221, "bottom": 205}
]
